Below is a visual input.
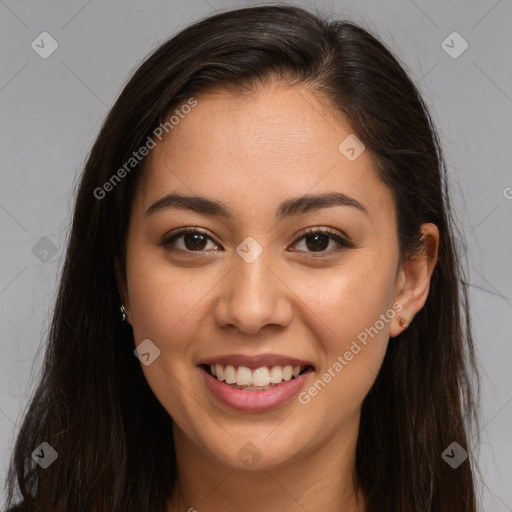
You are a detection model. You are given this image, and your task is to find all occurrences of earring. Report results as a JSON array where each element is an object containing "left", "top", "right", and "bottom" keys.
[
  {"left": 398, "top": 316, "right": 409, "bottom": 329},
  {"left": 120, "top": 304, "right": 127, "bottom": 322},
  {"left": 117, "top": 285, "right": 128, "bottom": 322}
]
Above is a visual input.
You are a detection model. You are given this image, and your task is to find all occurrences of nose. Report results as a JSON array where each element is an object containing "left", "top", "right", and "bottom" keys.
[{"left": 212, "top": 250, "right": 293, "bottom": 335}]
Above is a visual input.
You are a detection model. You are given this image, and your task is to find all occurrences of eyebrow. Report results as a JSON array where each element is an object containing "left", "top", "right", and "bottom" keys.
[{"left": 145, "top": 191, "right": 368, "bottom": 220}]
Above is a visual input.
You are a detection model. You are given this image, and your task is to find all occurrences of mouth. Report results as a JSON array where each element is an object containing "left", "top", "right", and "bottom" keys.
[
  {"left": 200, "top": 363, "right": 313, "bottom": 391},
  {"left": 198, "top": 356, "right": 315, "bottom": 412}
]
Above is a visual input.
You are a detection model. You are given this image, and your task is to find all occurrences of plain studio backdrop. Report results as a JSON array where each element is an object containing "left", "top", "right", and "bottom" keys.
[{"left": 0, "top": 0, "right": 511, "bottom": 510}]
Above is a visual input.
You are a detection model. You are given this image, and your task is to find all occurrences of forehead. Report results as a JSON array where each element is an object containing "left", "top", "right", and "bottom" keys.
[
  {"left": 158, "top": 85, "right": 347, "bottom": 165},
  {"left": 135, "top": 85, "right": 394, "bottom": 224}
]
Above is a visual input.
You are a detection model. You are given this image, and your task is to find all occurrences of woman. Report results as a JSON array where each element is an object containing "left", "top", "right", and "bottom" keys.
[{"left": 3, "top": 5, "right": 479, "bottom": 511}]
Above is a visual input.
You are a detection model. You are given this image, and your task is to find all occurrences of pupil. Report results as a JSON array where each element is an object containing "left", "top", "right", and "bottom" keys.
[
  {"left": 184, "top": 233, "right": 206, "bottom": 250},
  {"left": 306, "top": 234, "right": 328, "bottom": 252}
]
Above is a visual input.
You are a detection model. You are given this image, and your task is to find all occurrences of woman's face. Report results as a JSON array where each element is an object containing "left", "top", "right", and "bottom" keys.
[{"left": 122, "top": 84, "right": 414, "bottom": 470}]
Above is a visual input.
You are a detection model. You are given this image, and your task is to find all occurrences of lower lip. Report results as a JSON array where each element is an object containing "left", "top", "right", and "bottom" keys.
[{"left": 200, "top": 366, "right": 313, "bottom": 412}]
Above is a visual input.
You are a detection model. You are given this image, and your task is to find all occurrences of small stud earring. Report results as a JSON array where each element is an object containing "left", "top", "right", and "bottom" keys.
[
  {"left": 398, "top": 316, "right": 409, "bottom": 329},
  {"left": 120, "top": 304, "right": 127, "bottom": 322}
]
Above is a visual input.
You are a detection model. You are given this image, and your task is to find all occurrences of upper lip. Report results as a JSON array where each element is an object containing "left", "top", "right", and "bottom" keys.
[{"left": 198, "top": 353, "right": 314, "bottom": 369}]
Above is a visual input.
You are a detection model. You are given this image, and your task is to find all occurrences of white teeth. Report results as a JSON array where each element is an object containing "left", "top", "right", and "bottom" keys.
[
  {"left": 236, "top": 366, "right": 253, "bottom": 386},
  {"left": 224, "top": 365, "right": 237, "bottom": 384},
  {"left": 282, "top": 366, "right": 293, "bottom": 381},
  {"left": 269, "top": 366, "right": 283, "bottom": 384},
  {"left": 252, "top": 367, "right": 270, "bottom": 387},
  {"left": 208, "top": 364, "right": 306, "bottom": 387},
  {"left": 215, "top": 364, "right": 225, "bottom": 381}
]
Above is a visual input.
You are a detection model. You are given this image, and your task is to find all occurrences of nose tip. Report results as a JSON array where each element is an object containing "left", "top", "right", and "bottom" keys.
[
  {"left": 213, "top": 293, "right": 287, "bottom": 334},
  {"left": 212, "top": 260, "right": 293, "bottom": 334}
]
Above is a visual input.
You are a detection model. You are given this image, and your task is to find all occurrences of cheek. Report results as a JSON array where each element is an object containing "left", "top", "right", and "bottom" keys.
[
  {"left": 296, "top": 256, "right": 397, "bottom": 345},
  {"left": 126, "top": 243, "right": 211, "bottom": 341},
  {"left": 125, "top": 252, "right": 213, "bottom": 420},
  {"left": 292, "top": 257, "right": 397, "bottom": 405}
]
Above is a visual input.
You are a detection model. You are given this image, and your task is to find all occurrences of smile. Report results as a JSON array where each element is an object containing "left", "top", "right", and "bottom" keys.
[
  {"left": 203, "top": 363, "right": 308, "bottom": 390},
  {"left": 198, "top": 355, "right": 315, "bottom": 412}
]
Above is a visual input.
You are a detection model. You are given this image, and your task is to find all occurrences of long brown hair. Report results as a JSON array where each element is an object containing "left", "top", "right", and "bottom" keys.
[{"left": 3, "top": 5, "right": 479, "bottom": 511}]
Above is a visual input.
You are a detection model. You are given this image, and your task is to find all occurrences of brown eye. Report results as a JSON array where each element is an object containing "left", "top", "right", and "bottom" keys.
[
  {"left": 182, "top": 232, "right": 208, "bottom": 250},
  {"left": 289, "top": 228, "right": 354, "bottom": 256},
  {"left": 303, "top": 232, "right": 331, "bottom": 252},
  {"left": 162, "top": 226, "right": 354, "bottom": 256},
  {"left": 162, "top": 228, "right": 220, "bottom": 252}
]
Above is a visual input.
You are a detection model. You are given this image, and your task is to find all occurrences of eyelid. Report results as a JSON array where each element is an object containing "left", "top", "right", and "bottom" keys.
[{"left": 294, "top": 226, "right": 353, "bottom": 246}]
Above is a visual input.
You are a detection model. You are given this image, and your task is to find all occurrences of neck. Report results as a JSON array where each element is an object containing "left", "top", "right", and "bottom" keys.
[{"left": 167, "top": 414, "right": 366, "bottom": 512}]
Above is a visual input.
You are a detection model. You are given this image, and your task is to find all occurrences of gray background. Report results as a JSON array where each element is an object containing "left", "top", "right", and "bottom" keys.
[{"left": 1, "top": 0, "right": 511, "bottom": 510}]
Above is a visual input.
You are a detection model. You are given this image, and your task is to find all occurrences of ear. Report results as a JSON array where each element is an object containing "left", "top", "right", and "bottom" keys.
[
  {"left": 389, "top": 223, "right": 439, "bottom": 338},
  {"left": 114, "top": 257, "right": 132, "bottom": 324}
]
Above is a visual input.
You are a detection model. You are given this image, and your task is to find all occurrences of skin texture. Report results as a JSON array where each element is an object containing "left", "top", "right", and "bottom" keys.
[{"left": 117, "top": 83, "right": 439, "bottom": 512}]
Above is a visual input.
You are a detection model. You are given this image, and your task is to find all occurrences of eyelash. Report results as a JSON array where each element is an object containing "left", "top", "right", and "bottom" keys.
[{"left": 161, "top": 226, "right": 355, "bottom": 258}]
